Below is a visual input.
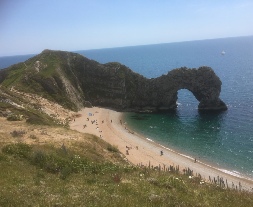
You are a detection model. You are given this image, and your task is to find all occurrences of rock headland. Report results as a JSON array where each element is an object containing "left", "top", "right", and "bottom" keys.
[{"left": 0, "top": 49, "right": 227, "bottom": 112}]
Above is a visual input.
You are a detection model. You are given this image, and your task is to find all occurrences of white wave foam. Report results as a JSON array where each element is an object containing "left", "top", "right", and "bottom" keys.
[
  {"left": 219, "top": 169, "right": 243, "bottom": 178},
  {"left": 146, "top": 138, "right": 154, "bottom": 142}
]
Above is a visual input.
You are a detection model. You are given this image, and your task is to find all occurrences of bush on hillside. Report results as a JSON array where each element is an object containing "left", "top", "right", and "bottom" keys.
[{"left": 2, "top": 143, "right": 32, "bottom": 159}]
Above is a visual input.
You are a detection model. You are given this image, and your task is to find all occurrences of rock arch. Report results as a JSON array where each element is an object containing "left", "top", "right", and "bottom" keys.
[{"left": 149, "top": 67, "right": 227, "bottom": 111}]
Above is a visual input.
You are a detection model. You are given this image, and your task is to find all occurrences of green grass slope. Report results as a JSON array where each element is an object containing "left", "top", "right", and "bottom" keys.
[
  {"left": 1, "top": 141, "right": 253, "bottom": 207},
  {"left": 0, "top": 50, "right": 87, "bottom": 111}
]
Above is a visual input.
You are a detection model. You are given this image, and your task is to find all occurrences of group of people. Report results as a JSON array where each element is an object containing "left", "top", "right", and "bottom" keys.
[{"left": 81, "top": 114, "right": 106, "bottom": 138}]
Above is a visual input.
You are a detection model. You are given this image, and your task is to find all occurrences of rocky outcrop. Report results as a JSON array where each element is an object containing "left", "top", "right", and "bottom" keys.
[
  {"left": 0, "top": 50, "right": 227, "bottom": 112},
  {"left": 77, "top": 63, "right": 227, "bottom": 111},
  {"left": 151, "top": 67, "right": 227, "bottom": 111}
]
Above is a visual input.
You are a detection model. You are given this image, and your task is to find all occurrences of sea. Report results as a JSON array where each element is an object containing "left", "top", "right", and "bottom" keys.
[{"left": 1, "top": 36, "right": 253, "bottom": 179}]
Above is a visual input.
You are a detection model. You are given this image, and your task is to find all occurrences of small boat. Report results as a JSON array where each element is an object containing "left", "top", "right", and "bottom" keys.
[{"left": 221, "top": 50, "right": 225, "bottom": 55}]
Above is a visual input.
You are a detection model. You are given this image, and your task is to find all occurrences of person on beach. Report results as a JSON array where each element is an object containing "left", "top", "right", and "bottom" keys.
[
  {"left": 194, "top": 158, "right": 197, "bottom": 163},
  {"left": 160, "top": 150, "right": 163, "bottom": 156}
]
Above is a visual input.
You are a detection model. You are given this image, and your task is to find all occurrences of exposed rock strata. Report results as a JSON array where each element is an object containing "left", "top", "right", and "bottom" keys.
[{"left": 0, "top": 50, "right": 227, "bottom": 112}]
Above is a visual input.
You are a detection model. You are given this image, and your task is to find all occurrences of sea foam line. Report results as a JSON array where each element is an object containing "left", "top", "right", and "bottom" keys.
[
  {"left": 146, "top": 138, "right": 154, "bottom": 142},
  {"left": 146, "top": 137, "right": 252, "bottom": 181},
  {"left": 218, "top": 169, "right": 244, "bottom": 179}
]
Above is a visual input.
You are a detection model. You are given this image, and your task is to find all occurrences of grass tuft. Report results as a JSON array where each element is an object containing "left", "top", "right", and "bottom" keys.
[
  {"left": 107, "top": 144, "right": 119, "bottom": 152},
  {"left": 2, "top": 143, "right": 32, "bottom": 159}
]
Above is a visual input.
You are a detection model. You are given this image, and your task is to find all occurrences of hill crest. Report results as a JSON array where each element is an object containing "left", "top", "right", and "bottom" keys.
[{"left": 0, "top": 49, "right": 227, "bottom": 112}]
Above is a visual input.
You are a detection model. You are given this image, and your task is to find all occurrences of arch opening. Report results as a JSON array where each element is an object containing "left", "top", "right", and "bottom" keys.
[{"left": 177, "top": 89, "right": 199, "bottom": 110}]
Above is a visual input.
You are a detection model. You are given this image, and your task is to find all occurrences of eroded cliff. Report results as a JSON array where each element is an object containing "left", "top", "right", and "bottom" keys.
[{"left": 0, "top": 50, "right": 227, "bottom": 112}]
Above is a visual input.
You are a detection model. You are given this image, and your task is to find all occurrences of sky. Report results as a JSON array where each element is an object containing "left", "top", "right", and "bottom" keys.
[{"left": 0, "top": 0, "right": 253, "bottom": 56}]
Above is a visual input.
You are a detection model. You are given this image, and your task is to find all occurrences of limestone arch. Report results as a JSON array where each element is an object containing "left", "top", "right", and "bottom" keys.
[{"left": 153, "top": 67, "right": 227, "bottom": 111}]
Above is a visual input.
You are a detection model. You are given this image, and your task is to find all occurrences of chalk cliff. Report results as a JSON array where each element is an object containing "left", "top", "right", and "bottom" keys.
[{"left": 0, "top": 50, "right": 227, "bottom": 112}]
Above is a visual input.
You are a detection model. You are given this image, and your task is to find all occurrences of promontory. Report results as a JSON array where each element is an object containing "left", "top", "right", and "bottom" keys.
[{"left": 0, "top": 49, "right": 227, "bottom": 112}]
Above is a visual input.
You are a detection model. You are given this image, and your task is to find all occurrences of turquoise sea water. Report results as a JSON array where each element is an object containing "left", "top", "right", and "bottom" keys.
[
  {"left": 79, "top": 36, "right": 253, "bottom": 179},
  {"left": 1, "top": 36, "right": 253, "bottom": 179}
]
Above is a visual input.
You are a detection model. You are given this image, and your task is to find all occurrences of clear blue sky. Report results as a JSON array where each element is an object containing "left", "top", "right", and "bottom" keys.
[{"left": 1, "top": 0, "right": 253, "bottom": 56}]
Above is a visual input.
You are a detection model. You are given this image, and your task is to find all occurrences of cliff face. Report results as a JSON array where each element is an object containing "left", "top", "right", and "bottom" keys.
[
  {"left": 150, "top": 67, "right": 227, "bottom": 111},
  {"left": 0, "top": 50, "right": 227, "bottom": 112}
]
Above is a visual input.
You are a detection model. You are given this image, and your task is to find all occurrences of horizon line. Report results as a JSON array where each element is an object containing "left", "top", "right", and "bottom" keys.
[{"left": 1, "top": 35, "right": 252, "bottom": 58}]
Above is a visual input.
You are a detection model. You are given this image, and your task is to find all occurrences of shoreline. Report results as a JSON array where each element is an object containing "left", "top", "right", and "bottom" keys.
[
  {"left": 127, "top": 126, "right": 252, "bottom": 182},
  {"left": 131, "top": 129, "right": 253, "bottom": 183},
  {"left": 70, "top": 107, "right": 253, "bottom": 191}
]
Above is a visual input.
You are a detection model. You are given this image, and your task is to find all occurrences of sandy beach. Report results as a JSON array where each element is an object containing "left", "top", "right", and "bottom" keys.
[{"left": 70, "top": 107, "right": 253, "bottom": 191}]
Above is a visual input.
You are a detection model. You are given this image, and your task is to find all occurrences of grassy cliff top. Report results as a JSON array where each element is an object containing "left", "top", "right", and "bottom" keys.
[{"left": 0, "top": 114, "right": 253, "bottom": 206}]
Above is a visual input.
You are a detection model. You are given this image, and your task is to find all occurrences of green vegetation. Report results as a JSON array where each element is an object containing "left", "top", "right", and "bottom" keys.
[
  {"left": 6, "top": 113, "right": 23, "bottom": 121},
  {"left": 0, "top": 50, "right": 252, "bottom": 206},
  {"left": 2, "top": 143, "right": 122, "bottom": 178},
  {"left": 0, "top": 142, "right": 252, "bottom": 206},
  {"left": 107, "top": 144, "right": 119, "bottom": 152},
  {"left": 0, "top": 51, "right": 79, "bottom": 111},
  {"left": 0, "top": 100, "right": 58, "bottom": 126},
  {"left": 0, "top": 87, "right": 63, "bottom": 126}
]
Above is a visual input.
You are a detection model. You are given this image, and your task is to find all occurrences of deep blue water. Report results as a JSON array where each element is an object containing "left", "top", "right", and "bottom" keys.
[
  {"left": 1, "top": 36, "right": 253, "bottom": 179},
  {"left": 79, "top": 36, "right": 253, "bottom": 179},
  {"left": 0, "top": 54, "right": 34, "bottom": 69}
]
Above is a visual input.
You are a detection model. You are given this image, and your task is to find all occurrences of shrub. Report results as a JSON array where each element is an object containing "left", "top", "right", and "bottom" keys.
[
  {"left": 2, "top": 143, "right": 32, "bottom": 159},
  {"left": 7, "top": 114, "right": 23, "bottom": 121},
  {"left": 26, "top": 114, "right": 48, "bottom": 125},
  {"left": 60, "top": 166, "right": 72, "bottom": 180},
  {"left": 0, "top": 153, "right": 8, "bottom": 161},
  {"left": 107, "top": 144, "right": 119, "bottom": 152},
  {"left": 45, "top": 161, "right": 61, "bottom": 174},
  {"left": 32, "top": 152, "right": 68, "bottom": 174},
  {"left": 10, "top": 130, "right": 26, "bottom": 137},
  {"left": 31, "top": 150, "right": 47, "bottom": 168}
]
